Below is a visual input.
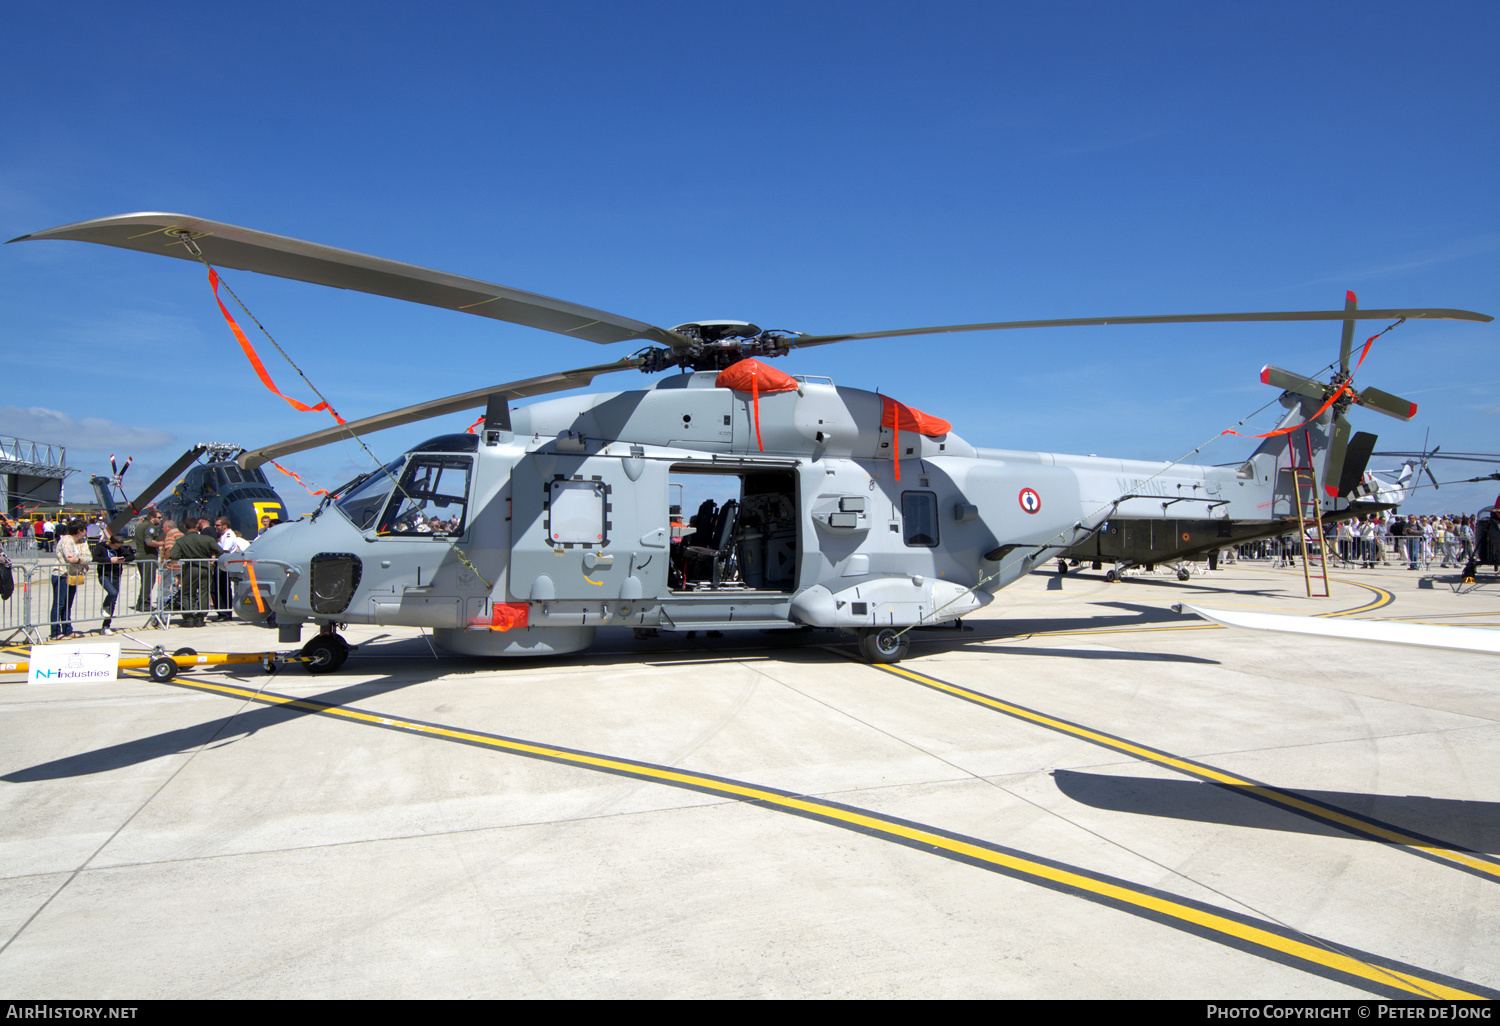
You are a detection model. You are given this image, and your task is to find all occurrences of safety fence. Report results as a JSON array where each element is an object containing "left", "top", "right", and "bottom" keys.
[
  {"left": 1228, "top": 532, "right": 1475, "bottom": 569},
  {"left": 0, "top": 559, "right": 233, "bottom": 644},
  {"left": 1, "top": 535, "right": 38, "bottom": 561}
]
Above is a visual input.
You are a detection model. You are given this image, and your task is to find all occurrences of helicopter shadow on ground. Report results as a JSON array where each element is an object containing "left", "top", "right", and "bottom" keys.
[
  {"left": 3, "top": 624, "right": 901, "bottom": 783},
  {"left": 1, "top": 668, "right": 435, "bottom": 783},
  {"left": 899, "top": 598, "right": 1242, "bottom": 662},
  {"left": 1053, "top": 769, "right": 1500, "bottom": 856}
]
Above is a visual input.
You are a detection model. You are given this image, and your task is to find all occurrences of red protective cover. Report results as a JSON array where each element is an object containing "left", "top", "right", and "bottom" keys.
[
  {"left": 489, "top": 602, "right": 530, "bottom": 632},
  {"left": 881, "top": 395, "right": 951, "bottom": 437},
  {"left": 714, "top": 359, "right": 799, "bottom": 394}
]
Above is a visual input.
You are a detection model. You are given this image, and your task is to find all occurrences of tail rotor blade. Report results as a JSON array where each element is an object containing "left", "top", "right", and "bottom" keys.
[
  {"left": 1260, "top": 365, "right": 1325, "bottom": 400},
  {"left": 1354, "top": 385, "right": 1418, "bottom": 421},
  {"left": 1339, "top": 291, "right": 1358, "bottom": 376},
  {"left": 1323, "top": 419, "right": 1351, "bottom": 499}
]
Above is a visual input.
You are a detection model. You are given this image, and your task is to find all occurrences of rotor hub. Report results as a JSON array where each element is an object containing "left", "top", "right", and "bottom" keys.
[{"left": 641, "top": 321, "right": 795, "bottom": 373}]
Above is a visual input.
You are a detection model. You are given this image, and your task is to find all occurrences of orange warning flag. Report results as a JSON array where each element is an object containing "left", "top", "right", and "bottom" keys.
[{"left": 208, "top": 268, "right": 345, "bottom": 424}]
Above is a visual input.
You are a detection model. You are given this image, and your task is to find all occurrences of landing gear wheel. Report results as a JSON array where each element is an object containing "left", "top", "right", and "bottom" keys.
[
  {"left": 301, "top": 634, "right": 349, "bottom": 674},
  {"left": 148, "top": 656, "right": 178, "bottom": 682},
  {"left": 1177, "top": 568, "right": 1191, "bottom": 581},
  {"left": 1105, "top": 569, "right": 1119, "bottom": 582},
  {"left": 1057, "top": 559, "right": 1068, "bottom": 575},
  {"left": 857, "top": 627, "right": 909, "bottom": 664}
]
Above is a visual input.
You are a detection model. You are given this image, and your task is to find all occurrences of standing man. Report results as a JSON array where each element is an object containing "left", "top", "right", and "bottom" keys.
[
  {"left": 212, "top": 517, "right": 236, "bottom": 621},
  {"left": 133, "top": 508, "right": 163, "bottom": 611},
  {"left": 169, "top": 521, "right": 220, "bottom": 627}
]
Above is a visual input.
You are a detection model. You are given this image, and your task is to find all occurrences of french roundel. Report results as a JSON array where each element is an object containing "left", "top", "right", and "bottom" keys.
[{"left": 1018, "top": 488, "right": 1041, "bottom": 514}]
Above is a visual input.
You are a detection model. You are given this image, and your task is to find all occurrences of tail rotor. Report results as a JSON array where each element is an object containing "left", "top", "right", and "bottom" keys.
[{"left": 1258, "top": 292, "right": 1420, "bottom": 423}]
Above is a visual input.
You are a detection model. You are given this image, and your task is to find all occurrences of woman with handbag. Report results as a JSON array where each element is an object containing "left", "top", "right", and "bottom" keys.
[{"left": 51, "top": 520, "right": 89, "bottom": 640}]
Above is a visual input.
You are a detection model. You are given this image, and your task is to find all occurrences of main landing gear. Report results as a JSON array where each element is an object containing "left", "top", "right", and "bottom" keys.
[{"left": 857, "top": 626, "right": 909, "bottom": 664}]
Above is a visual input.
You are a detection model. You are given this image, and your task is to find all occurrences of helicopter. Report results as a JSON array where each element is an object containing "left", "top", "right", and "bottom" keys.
[
  {"left": 89, "top": 444, "right": 289, "bottom": 539},
  {"left": 10, "top": 213, "right": 1492, "bottom": 668}
]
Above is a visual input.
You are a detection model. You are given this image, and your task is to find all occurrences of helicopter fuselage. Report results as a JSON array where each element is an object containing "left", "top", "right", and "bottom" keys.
[{"left": 228, "top": 371, "right": 1335, "bottom": 658}]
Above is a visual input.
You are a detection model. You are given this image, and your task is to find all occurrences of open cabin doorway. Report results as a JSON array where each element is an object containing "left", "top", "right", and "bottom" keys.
[{"left": 668, "top": 465, "right": 798, "bottom": 593}]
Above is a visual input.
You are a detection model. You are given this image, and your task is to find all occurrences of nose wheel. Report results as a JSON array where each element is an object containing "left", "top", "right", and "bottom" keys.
[{"left": 300, "top": 633, "right": 350, "bottom": 673}]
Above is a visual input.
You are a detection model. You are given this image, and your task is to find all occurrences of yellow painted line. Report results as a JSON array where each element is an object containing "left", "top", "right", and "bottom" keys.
[
  {"left": 873, "top": 581, "right": 1500, "bottom": 880},
  {"left": 919, "top": 667, "right": 1496, "bottom": 877},
  {"left": 162, "top": 675, "right": 1491, "bottom": 1000},
  {"left": 994, "top": 581, "right": 1393, "bottom": 642}
]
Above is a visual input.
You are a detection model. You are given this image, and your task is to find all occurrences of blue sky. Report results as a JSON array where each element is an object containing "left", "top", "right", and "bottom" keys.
[{"left": 3, "top": 1, "right": 1496, "bottom": 515}]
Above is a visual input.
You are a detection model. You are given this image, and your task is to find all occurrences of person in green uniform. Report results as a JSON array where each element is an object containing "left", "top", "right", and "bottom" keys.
[
  {"left": 133, "top": 509, "right": 162, "bottom": 611},
  {"left": 168, "top": 521, "right": 221, "bottom": 627}
]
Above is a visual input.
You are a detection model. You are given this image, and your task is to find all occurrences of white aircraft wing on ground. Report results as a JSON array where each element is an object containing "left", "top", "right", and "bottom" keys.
[{"left": 1173, "top": 603, "right": 1500, "bottom": 656}]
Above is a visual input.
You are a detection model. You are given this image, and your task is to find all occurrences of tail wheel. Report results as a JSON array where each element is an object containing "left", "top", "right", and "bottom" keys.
[
  {"left": 857, "top": 627, "right": 909, "bottom": 664},
  {"left": 300, "top": 634, "right": 349, "bottom": 674}
]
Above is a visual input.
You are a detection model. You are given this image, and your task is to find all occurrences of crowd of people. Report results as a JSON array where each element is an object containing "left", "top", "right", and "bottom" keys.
[
  {"left": 0, "top": 509, "right": 255, "bottom": 639},
  {"left": 1232, "top": 511, "right": 1489, "bottom": 570}
]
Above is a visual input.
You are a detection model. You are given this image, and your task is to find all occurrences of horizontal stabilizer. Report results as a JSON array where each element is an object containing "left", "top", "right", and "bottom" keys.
[
  {"left": 1337, "top": 431, "right": 1378, "bottom": 497},
  {"left": 1174, "top": 604, "right": 1500, "bottom": 656}
]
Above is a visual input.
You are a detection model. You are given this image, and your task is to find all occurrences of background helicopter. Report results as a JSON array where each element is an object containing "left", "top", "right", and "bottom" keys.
[
  {"left": 11, "top": 213, "right": 1491, "bottom": 666},
  {"left": 88, "top": 444, "right": 289, "bottom": 539}
]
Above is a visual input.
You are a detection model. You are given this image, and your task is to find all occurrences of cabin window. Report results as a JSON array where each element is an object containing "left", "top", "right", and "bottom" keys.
[
  {"left": 901, "top": 491, "right": 940, "bottom": 547},
  {"left": 547, "top": 478, "right": 609, "bottom": 547}
]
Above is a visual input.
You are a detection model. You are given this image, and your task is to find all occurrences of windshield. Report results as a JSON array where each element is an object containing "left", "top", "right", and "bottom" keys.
[{"left": 335, "top": 457, "right": 407, "bottom": 531}]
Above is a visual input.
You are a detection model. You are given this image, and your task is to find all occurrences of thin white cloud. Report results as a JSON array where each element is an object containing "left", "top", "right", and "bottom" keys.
[
  {"left": 1290, "top": 236, "right": 1500, "bottom": 289},
  {"left": 1052, "top": 129, "right": 1170, "bottom": 158},
  {"left": 0, "top": 406, "right": 176, "bottom": 453}
]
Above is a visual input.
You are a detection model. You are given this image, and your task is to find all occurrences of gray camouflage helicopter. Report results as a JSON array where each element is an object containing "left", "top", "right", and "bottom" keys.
[{"left": 11, "top": 214, "right": 1492, "bottom": 667}]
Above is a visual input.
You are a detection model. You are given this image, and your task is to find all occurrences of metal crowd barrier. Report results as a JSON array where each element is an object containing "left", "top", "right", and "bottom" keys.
[
  {"left": 1, "top": 535, "right": 36, "bottom": 561},
  {"left": 1, "top": 558, "right": 233, "bottom": 644}
]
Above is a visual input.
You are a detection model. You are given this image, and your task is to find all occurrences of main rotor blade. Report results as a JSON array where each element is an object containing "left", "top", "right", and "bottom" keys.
[
  {"left": 10, "top": 213, "right": 691, "bottom": 349},
  {"left": 238, "top": 357, "right": 643, "bottom": 469},
  {"left": 791, "top": 306, "right": 1493, "bottom": 347},
  {"left": 1354, "top": 385, "right": 1418, "bottom": 422},
  {"left": 1260, "top": 365, "right": 1326, "bottom": 400}
]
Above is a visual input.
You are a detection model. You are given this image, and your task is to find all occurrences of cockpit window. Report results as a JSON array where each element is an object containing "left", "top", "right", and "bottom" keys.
[
  {"left": 335, "top": 457, "right": 408, "bottom": 531},
  {"left": 376, "top": 455, "right": 472, "bottom": 537}
]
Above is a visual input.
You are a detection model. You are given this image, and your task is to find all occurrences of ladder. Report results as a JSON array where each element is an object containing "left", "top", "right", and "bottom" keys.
[{"left": 1288, "top": 429, "right": 1331, "bottom": 598}]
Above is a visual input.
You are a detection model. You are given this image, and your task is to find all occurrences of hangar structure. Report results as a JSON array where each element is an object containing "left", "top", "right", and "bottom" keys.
[{"left": 0, "top": 433, "right": 74, "bottom": 516}]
